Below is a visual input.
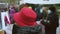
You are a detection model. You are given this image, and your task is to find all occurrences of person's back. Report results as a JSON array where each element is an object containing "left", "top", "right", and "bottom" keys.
[{"left": 12, "top": 7, "right": 42, "bottom": 34}]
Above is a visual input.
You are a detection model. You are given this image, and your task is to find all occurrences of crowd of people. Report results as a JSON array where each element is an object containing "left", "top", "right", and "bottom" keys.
[{"left": 4, "top": 4, "right": 59, "bottom": 34}]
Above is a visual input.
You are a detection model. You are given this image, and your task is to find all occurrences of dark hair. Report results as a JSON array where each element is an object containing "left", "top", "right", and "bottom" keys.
[
  {"left": 19, "top": 4, "right": 29, "bottom": 10},
  {"left": 49, "top": 6, "right": 56, "bottom": 13}
]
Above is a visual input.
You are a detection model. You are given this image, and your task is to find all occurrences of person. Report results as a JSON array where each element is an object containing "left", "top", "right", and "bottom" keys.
[
  {"left": 9, "top": 5, "right": 15, "bottom": 24},
  {"left": 41, "top": 6, "right": 59, "bottom": 34},
  {"left": 12, "top": 7, "right": 42, "bottom": 34},
  {"left": 40, "top": 6, "right": 48, "bottom": 33},
  {"left": 13, "top": 4, "right": 19, "bottom": 12},
  {"left": 19, "top": 4, "right": 29, "bottom": 10},
  {"left": 29, "top": 5, "right": 42, "bottom": 25},
  {"left": 34, "top": 5, "right": 41, "bottom": 21}
]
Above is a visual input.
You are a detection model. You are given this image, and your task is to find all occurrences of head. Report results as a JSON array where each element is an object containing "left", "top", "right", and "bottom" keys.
[
  {"left": 19, "top": 4, "right": 28, "bottom": 10},
  {"left": 41, "top": 6, "right": 48, "bottom": 14},
  {"left": 14, "top": 4, "right": 18, "bottom": 8},
  {"left": 49, "top": 6, "right": 56, "bottom": 13},
  {"left": 4, "top": 8, "right": 7, "bottom": 11},
  {"left": 13, "top": 7, "right": 37, "bottom": 26},
  {"left": 9, "top": 5, "right": 13, "bottom": 8},
  {"left": 42, "top": 6, "right": 48, "bottom": 11},
  {"left": 19, "top": 3, "right": 33, "bottom": 10}
]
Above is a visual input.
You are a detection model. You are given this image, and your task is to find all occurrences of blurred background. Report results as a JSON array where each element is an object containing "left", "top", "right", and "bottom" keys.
[{"left": 0, "top": 0, "right": 60, "bottom": 34}]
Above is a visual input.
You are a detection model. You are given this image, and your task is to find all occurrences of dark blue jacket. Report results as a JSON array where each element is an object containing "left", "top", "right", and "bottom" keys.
[{"left": 34, "top": 7, "right": 42, "bottom": 21}]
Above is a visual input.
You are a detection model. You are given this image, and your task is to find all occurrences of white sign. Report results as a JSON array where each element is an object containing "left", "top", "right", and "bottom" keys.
[
  {"left": 1, "top": 11, "right": 10, "bottom": 30},
  {"left": 20, "top": 0, "right": 60, "bottom": 4}
]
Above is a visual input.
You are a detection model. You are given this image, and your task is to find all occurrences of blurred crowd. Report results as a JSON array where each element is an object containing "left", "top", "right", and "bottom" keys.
[{"left": 1, "top": 3, "right": 59, "bottom": 34}]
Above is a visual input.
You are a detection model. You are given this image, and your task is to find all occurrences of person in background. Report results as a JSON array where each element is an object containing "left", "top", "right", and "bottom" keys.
[
  {"left": 19, "top": 4, "right": 29, "bottom": 10},
  {"left": 13, "top": 4, "right": 19, "bottom": 12},
  {"left": 29, "top": 5, "right": 42, "bottom": 25},
  {"left": 19, "top": 3, "right": 33, "bottom": 11},
  {"left": 41, "top": 6, "right": 59, "bottom": 34},
  {"left": 12, "top": 7, "right": 42, "bottom": 34},
  {"left": 40, "top": 6, "right": 48, "bottom": 33},
  {"left": 9, "top": 5, "right": 15, "bottom": 24},
  {"left": 34, "top": 5, "right": 41, "bottom": 21}
]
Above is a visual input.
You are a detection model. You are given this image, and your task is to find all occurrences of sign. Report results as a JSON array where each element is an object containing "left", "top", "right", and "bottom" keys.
[
  {"left": 1, "top": 11, "right": 10, "bottom": 30},
  {"left": 20, "top": 0, "right": 60, "bottom": 4}
]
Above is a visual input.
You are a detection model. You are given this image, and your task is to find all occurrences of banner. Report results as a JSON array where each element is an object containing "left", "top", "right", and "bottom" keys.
[{"left": 20, "top": 0, "right": 60, "bottom": 4}]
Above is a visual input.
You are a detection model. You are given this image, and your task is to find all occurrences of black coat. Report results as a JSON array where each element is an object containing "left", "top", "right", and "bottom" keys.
[
  {"left": 12, "top": 24, "right": 42, "bottom": 34},
  {"left": 41, "top": 12, "right": 59, "bottom": 34},
  {"left": 34, "top": 7, "right": 42, "bottom": 21}
]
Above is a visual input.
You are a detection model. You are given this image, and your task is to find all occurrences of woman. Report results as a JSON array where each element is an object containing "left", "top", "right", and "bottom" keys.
[
  {"left": 12, "top": 7, "right": 42, "bottom": 34},
  {"left": 41, "top": 6, "right": 59, "bottom": 34}
]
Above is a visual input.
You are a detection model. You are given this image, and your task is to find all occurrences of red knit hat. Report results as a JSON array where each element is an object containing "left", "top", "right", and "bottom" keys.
[{"left": 13, "top": 7, "right": 37, "bottom": 26}]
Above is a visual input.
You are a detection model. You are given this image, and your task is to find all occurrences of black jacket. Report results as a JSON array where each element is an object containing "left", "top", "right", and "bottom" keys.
[
  {"left": 41, "top": 12, "right": 59, "bottom": 34},
  {"left": 12, "top": 24, "right": 42, "bottom": 34},
  {"left": 34, "top": 7, "right": 42, "bottom": 21}
]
